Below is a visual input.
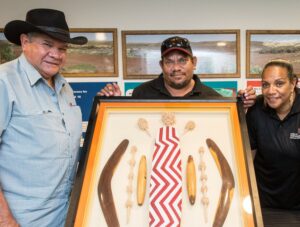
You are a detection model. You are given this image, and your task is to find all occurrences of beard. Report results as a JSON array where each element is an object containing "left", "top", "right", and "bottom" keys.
[
  {"left": 165, "top": 73, "right": 193, "bottom": 89},
  {"left": 169, "top": 80, "right": 190, "bottom": 89}
]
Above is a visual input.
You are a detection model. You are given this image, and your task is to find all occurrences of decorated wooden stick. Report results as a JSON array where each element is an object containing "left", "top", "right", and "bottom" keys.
[
  {"left": 137, "top": 155, "right": 147, "bottom": 206},
  {"left": 186, "top": 155, "right": 196, "bottom": 205},
  {"left": 199, "top": 146, "right": 209, "bottom": 223},
  {"left": 125, "top": 146, "right": 137, "bottom": 224}
]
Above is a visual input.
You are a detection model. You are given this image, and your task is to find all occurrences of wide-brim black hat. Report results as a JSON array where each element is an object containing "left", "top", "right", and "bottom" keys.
[{"left": 4, "top": 8, "right": 88, "bottom": 45}]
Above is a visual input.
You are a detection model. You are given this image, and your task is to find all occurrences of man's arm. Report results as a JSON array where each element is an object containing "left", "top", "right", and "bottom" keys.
[
  {"left": 0, "top": 81, "right": 19, "bottom": 226},
  {"left": 97, "top": 82, "right": 122, "bottom": 97},
  {"left": 0, "top": 189, "right": 19, "bottom": 227}
]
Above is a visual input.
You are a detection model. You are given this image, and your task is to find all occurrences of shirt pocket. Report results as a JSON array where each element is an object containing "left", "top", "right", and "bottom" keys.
[{"left": 8, "top": 110, "right": 66, "bottom": 156}]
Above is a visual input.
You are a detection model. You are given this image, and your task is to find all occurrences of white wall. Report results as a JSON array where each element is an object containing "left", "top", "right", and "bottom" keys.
[{"left": 1, "top": 0, "right": 300, "bottom": 89}]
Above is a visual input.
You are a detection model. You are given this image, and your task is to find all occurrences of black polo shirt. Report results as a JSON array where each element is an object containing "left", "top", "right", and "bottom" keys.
[
  {"left": 132, "top": 74, "right": 222, "bottom": 98},
  {"left": 246, "top": 89, "right": 300, "bottom": 209}
]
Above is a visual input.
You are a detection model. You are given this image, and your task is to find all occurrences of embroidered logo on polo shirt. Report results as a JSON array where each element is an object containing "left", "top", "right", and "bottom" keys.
[{"left": 290, "top": 128, "right": 300, "bottom": 139}]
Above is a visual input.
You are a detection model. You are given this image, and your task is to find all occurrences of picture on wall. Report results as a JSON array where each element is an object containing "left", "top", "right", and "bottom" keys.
[
  {"left": 246, "top": 80, "right": 262, "bottom": 95},
  {"left": 122, "top": 30, "right": 240, "bottom": 79},
  {"left": 0, "top": 28, "right": 118, "bottom": 77},
  {"left": 246, "top": 30, "right": 300, "bottom": 78},
  {"left": 202, "top": 81, "right": 238, "bottom": 97},
  {"left": 0, "top": 28, "right": 22, "bottom": 64},
  {"left": 65, "top": 98, "right": 263, "bottom": 227},
  {"left": 63, "top": 28, "right": 118, "bottom": 77}
]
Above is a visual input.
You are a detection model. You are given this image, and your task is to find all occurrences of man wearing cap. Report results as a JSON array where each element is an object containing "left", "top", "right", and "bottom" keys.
[
  {"left": 0, "top": 9, "right": 87, "bottom": 226},
  {"left": 99, "top": 36, "right": 255, "bottom": 107}
]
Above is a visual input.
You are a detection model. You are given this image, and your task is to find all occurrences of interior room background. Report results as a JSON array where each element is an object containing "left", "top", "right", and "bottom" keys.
[{"left": 1, "top": 0, "right": 300, "bottom": 143}]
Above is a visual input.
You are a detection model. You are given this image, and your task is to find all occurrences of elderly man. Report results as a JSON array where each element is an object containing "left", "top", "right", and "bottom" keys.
[
  {"left": 0, "top": 8, "right": 87, "bottom": 226},
  {"left": 99, "top": 36, "right": 256, "bottom": 108}
]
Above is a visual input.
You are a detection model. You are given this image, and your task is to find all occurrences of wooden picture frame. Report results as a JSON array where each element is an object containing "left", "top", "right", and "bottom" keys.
[
  {"left": 0, "top": 28, "right": 22, "bottom": 64},
  {"left": 0, "top": 28, "right": 118, "bottom": 77},
  {"left": 122, "top": 30, "right": 240, "bottom": 79},
  {"left": 246, "top": 30, "right": 300, "bottom": 78},
  {"left": 66, "top": 97, "right": 263, "bottom": 227},
  {"left": 63, "top": 28, "right": 118, "bottom": 77}
]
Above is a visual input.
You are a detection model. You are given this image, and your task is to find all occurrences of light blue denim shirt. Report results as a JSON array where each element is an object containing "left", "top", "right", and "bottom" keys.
[{"left": 0, "top": 54, "right": 82, "bottom": 227}]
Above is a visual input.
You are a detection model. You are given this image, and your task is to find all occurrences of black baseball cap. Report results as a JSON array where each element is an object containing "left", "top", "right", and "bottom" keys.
[{"left": 161, "top": 36, "right": 193, "bottom": 57}]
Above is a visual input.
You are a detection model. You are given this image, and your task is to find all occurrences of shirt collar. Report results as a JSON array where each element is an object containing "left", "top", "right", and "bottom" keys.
[
  {"left": 191, "top": 75, "right": 203, "bottom": 94},
  {"left": 19, "top": 54, "right": 66, "bottom": 90},
  {"left": 152, "top": 74, "right": 171, "bottom": 96}
]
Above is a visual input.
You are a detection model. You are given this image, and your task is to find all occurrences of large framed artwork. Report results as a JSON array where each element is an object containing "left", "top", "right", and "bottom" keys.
[
  {"left": 246, "top": 30, "right": 300, "bottom": 78},
  {"left": 122, "top": 30, "right": 240, "bottom": 79},
  {"left": 66, "top": 98, "right": 263, "bottom": 227},
  {"left": 63, "top": 28, "right": 118, "bottom": 77}
]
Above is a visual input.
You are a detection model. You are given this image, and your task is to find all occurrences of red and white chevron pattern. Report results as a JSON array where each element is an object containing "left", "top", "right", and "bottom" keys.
[{"left": 149, "top": 126, "right": 182, "bottom": 227}]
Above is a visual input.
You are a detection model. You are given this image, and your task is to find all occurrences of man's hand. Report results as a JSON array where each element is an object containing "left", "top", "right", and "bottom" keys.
[
  {"left": 238, "top": 86, "right": 256, "bottom": 110},
  {"left": 97, "top": 83, "right": 122, "bottom": 97},
  {"left": 0, "top": 216, "right": 19, "bottom": 227},
  {"left": 0, "top": 190, "right": 19, "bottom": 227}
]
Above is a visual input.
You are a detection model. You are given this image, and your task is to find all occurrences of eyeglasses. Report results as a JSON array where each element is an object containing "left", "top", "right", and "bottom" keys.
[{"left": 163, "top": 57, "right": 189, "bottom": 68}]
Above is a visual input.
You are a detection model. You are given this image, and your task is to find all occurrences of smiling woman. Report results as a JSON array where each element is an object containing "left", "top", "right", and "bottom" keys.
[
  {"left": 261, "top": 60, "right": 297, "bottom": 120},
  {"left": 246, "top": 60, "right": 300, "bottom": 210}
]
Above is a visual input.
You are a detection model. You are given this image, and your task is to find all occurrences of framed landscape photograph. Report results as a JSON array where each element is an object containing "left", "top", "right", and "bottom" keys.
[
  {"left": 0, "top": 28, "right": 118, "bottom": 77},
  {"left": 246, "top": 30, "right": 300, "bottom": 78},
  {"left": 66, "top": 98, "right": 263, "bottom": 227},
  {"left": 63, "top": 28, "right": 118, "bottom": 77},
  {"left": 0, "top": 28, "right": 22, "bottom": 64},
  {"left": 122, "top": 30, "right": 240, "bottom": 79}
]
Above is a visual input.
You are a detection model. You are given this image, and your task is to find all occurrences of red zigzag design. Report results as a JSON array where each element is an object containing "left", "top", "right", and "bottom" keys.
[{"left": 149, "top": 126, "right": 182, "bottom": 227}]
